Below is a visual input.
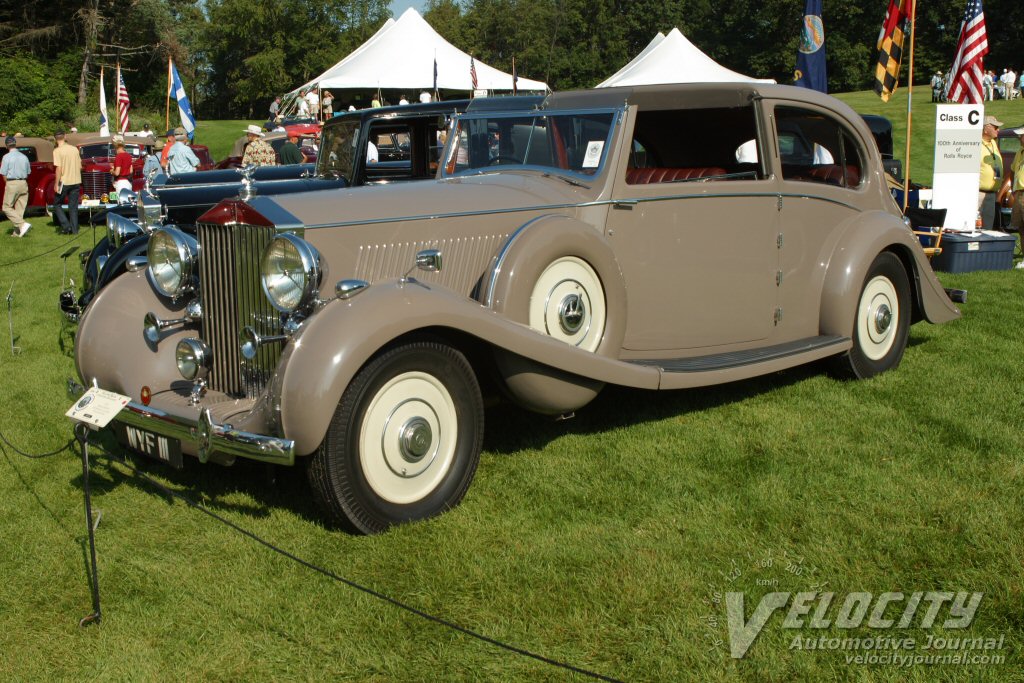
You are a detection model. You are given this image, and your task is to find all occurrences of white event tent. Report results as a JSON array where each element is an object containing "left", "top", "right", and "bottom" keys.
[
  {"left": 290, "top": 8, "right": 547, "bottom": 95},
  {"left": 596, "top": 28, "right": 774, "bottom": 88}
]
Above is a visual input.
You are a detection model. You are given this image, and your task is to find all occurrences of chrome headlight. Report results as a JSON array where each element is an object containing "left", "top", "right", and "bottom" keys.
[
  {"left": 260, "top": 233, "right": 322, "bottom": 313},
  {"left": 117, "top": 188, "right": 137, "bottom": 206},
  {"left": 137, "top": 189, "right": 163, "bottom": 229},
  {"left": 147, "top": 227, "right": 199, "bottom": 299},
  {"left": 176, "top": 338, "right": 211, "bottom": 381},
  {"left": 106, "top": 212, "right": 142, "bottom": 248}
]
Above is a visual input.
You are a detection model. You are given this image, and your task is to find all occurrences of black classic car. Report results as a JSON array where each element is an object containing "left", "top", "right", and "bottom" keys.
[{"left": 62, "top": 98, "right": 518, "bottom": 318}]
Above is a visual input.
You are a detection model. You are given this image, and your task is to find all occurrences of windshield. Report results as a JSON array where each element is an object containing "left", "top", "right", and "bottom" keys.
[
  {"left": 316, "top": 120, "right": 360, "bottom": 180},
  {"left": 443, "top": 110, "right": 617, "bottom": 178},
  {"left": 79, "top": 143, "right": 149, "bottom": 158}
]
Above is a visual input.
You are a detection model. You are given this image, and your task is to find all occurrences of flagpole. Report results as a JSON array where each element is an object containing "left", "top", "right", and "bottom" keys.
[
  {"left": 166, "top": 59, "right": 172, "bottom": 133},
  {"left": 902, "top": 0, "right": 916, "bottom": 212}
]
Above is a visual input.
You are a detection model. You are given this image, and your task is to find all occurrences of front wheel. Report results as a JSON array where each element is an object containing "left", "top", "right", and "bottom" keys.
[
  {"left": 832, "top": 251, "right": 910, "bottom": 379},
  {"left": 307, "top": 341, "right": 484, "bottom": 534}
]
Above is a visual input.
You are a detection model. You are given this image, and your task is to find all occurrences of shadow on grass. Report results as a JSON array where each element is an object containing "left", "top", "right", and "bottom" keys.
[
  {"left": 70, "top": 429, "right": 324, "bottom": 526},
  {"left": 482, "top": 362, "right": 825, "bottom": 456}
]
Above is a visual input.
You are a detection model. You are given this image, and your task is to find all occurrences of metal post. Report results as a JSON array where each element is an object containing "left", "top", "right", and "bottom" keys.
[{"left": 76, "top": 422, "right": 102, "bottom": 626}]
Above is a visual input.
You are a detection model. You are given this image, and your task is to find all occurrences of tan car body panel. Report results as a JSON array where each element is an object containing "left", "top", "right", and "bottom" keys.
[{"left": 75, "top": 82, "right": 960, "bottom": 464}]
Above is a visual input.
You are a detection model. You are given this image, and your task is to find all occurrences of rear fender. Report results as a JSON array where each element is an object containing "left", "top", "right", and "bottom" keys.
[{"left": 819, "top": 211, "right": 960, "bottom": 338}]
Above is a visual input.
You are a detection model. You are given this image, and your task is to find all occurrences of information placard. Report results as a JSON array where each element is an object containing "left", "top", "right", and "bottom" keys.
[
  {"left": 66, "top": 387, "right": 130, "bottom": 429},
  {"left": 932, "top": 105, "right": 984, "bottom": 231}
]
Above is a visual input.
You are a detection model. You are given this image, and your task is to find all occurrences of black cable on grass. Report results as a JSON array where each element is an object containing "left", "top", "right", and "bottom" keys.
[
  {"left": 104, "top": 452, "right": 624, "bottom": 683},
  {"left": 0, "top": 231, "right": 85, "bottom": 268},
  {"left": 0, "top": 428, "right": 73, "bottom": 458}
]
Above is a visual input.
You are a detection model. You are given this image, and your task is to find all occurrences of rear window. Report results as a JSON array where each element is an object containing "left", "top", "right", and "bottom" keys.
[
  {"left": 628, "top": 105, "right": 762, "bottom": 184},
  {"left": 774, "top": 106, "right": 864, "bottom": 188}
]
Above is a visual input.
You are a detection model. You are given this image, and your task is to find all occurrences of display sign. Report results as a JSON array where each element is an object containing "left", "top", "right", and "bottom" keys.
[
  {"left": 932, "top": 105, "right": 984, "bottom": 231},
  {"left": 66, "top": 387, "right": 130, "bottom": 429}
]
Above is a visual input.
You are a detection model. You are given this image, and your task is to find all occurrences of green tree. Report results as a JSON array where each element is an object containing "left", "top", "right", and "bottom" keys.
[{"left": 0, "top": 55, "right": 77, "bottom": 135}]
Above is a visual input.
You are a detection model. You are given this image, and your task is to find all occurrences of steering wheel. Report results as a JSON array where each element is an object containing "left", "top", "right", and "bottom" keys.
[{"left": 488, "top": 155, "right": 522, "bottom": 166}]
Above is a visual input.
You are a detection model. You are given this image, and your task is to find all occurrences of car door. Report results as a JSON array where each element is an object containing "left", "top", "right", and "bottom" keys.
[
  {"left": 768, "top": 102, "right": 868, "bottom": 340},
  {"left": 605, "top": 102, "right": 780, "bottom": 353}
]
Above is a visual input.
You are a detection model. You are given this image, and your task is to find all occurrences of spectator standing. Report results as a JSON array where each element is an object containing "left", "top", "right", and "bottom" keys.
[
  {"left": 979, "top": 115, "right": 1003, "bottom": 229},
  {"left": 419, "top": 91, "right": 431, "bottom": 103},
  {"left": 297, "top": 95, "right": 310, "bottom": 118},
  {"left": 399, "top": 94, "right": 409, "bottom": 105},
  {"left": 1008, "top": 68, "right": 1018, "bottom": 98},
  {"left": 322, "top": 91, "right": 334, "bottom": 119},
  {"left": 1008, "top": 126, "right": 1024, "bottom": 266},
  {"left": 143, "top": 141, "right": 162, "bottom": 178},
  {"left": 278, "top": 131, "right": 303, "bottom": 165},
  {"left": 1, "top": 135, "right": 32, "bottom": 237},
  {"left": 110, "top": 135, "right": 133, "bottom": 193},
  {"left": 269, "top": 96, "right": 281, "bottom": 121},
  {"left": 240, "top": 124, "right": 276, "bottom": 167},
  {"left": 982, "top": 71, "right": 994, "bottom": 101},
  {"left": 305, "top": 89, "right": 320, "bottom": 121},
  {"left": 164, "top": 129, "right": 200, "bottom": 175},
  {"left": 52, "top": 129, "right": 82, "bottom": 235},
  {"left": 931, "top": 72, "right": 944, "bottom": 102}
]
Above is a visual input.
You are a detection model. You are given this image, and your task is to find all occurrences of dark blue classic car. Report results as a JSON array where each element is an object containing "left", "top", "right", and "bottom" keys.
[{"left": 62, "top": 98, "right": 493, "bottom": 318}]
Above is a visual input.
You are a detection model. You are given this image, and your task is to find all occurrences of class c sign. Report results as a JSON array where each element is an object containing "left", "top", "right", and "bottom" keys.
[{"left": 932, "top": 105, "right": 983, "bottom": 231}]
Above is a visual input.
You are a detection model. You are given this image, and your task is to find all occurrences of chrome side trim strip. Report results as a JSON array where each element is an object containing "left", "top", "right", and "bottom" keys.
[{"left": 302, "top": 189, "right": 859, "bottom": 231}]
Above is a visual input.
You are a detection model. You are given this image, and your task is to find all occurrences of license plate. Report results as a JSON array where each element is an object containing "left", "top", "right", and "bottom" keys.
[{"left": 115, "top": 423, "right": 183, "bottom": 468}]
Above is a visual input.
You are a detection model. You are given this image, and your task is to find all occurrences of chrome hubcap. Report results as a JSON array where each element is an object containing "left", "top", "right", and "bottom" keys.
[
  {"left": 398, "top": 417, "right": 433, "bottom": 463},
  {"left": 558, "top": 293, "right": 586, "bottom": 334},
  {"left": 874, "top": 304, "right": 892, "bottom": 334}
]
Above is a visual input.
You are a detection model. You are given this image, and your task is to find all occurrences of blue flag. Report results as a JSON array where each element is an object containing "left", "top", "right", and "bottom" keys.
[
  {"left": 169, "top": 59, "right": 197, "bottom": 141},
  {"left": 794, "top": 0, "right": 827, "bottom": 93}
]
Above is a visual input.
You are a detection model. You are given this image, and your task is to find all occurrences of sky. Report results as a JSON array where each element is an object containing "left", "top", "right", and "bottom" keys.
[{"left": 388, "top": 0, "right": 427, "bottom": 18}]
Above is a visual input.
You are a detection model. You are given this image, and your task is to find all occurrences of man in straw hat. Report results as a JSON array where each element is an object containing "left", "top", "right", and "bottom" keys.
[{"left": 241, "top": 124, "right": 276, "bottom": 167}]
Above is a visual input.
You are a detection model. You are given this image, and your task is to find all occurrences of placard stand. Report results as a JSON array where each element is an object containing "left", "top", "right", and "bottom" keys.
[{"left": 66, "top": 386, "right": 131, "bottom": 626}]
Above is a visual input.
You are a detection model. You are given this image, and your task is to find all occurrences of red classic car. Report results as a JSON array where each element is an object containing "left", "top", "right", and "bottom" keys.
[
  {"left": 0, "top": 137, "right": 57, "bottom": 213},
  {"left": 70, "top": 134, "right": 214, "bottom": 199}
]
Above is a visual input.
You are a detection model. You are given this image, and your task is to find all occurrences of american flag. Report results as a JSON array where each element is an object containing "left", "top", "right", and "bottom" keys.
[
  {"left": 470, "top": 55, "right": 478, "bottom": 91},
  {"left": 947, "top": 0, "right": 989, "bottom": 104},
  {"left": 116, "top": 65, "right": 131, "bottom": 133}
]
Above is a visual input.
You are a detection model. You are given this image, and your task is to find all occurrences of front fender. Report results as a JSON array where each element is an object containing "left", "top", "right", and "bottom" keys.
[
  {"left": 33, "top": 173, "right": 55, "bottom": 206},
  {"left": 277, "top": 280, "right": 659, "bottom": 455},
  {"left": 819, "top": 211, "right": 960, "bottom": 338}
]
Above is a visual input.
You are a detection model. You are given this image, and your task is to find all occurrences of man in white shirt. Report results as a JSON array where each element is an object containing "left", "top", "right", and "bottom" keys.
[{"left": 305, "top": 90, "right": 320, "bottom": 121}]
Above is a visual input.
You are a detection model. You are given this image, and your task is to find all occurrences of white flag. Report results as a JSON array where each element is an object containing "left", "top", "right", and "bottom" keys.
[{"left": 99, "top": 68, "right": 110, "bottom": 136}]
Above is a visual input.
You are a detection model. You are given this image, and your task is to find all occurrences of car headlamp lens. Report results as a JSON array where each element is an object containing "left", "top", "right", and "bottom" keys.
[
  {"left": 137, "top": 189, "right": 162, "bottom": 228},
  {"left": 261, "top": 234, "right": 321, "bottom": 312},
  {"left": 106, "top": 212, "right": 142, "bottom": 248},
  {"left": 147, "top": 227, "right": 198, "bottom": 299},
  {"left": 175, "top": 338, "right": 211, "bottom": 381}
]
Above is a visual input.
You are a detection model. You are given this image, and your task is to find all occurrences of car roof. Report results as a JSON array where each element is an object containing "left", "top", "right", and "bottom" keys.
[{"left": 6, "top": 137, "right": 54, "bottom": 162}]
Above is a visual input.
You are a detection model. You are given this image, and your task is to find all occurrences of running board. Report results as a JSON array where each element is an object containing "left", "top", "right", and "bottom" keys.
[{"left": 625, "top": 335, "right": 851, "bottom": 389}]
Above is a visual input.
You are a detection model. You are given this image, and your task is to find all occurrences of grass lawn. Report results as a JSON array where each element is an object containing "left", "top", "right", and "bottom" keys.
[{"left": 1, "top": 96, "right": 1022, "bottom": 681}]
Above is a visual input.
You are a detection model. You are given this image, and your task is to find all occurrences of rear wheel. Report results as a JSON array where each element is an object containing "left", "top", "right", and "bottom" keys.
[
  {"left": 307, "top": 341, "right": 484, "bottom": 534},
  {"left": 833, "top": 252, "right": 910, "bottom": 379}
]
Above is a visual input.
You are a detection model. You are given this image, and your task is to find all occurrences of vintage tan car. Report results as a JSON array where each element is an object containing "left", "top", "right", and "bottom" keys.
[{"left": 74, "top": 84, "right": 960, "bottom": 533}]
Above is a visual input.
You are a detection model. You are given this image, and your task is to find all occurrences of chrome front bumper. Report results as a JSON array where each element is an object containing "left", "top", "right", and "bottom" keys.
[{"left": 116, "top": 400, "right": 295, "bottom": 466}]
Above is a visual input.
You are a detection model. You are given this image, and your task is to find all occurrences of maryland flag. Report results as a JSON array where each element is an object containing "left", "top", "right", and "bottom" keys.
[{"left": 873, "top": 0, "right": 912, "bottom": 101}]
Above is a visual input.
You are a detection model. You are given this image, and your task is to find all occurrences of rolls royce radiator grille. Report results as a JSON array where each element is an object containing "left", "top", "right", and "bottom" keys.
[{"left": 197, "top": 222, "right": 279, "bottom": 398}]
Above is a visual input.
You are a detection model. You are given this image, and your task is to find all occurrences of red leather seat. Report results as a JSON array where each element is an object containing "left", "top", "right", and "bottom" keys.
[{"left": 626, "top": 167, "right": 728, "bottom": 185}]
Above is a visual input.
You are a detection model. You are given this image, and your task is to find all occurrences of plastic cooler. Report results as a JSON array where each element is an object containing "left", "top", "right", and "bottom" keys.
[{"left": 930, "top": 232, "right": 1017, "bottom": 273}]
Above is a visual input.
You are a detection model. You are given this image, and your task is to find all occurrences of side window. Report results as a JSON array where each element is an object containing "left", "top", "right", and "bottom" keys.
[
  {"left": 627, "top": 105, "right": 763, "bottom": 184},
  {"left": 775, "top": 106, "right": 863, "bottom": 188}
]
